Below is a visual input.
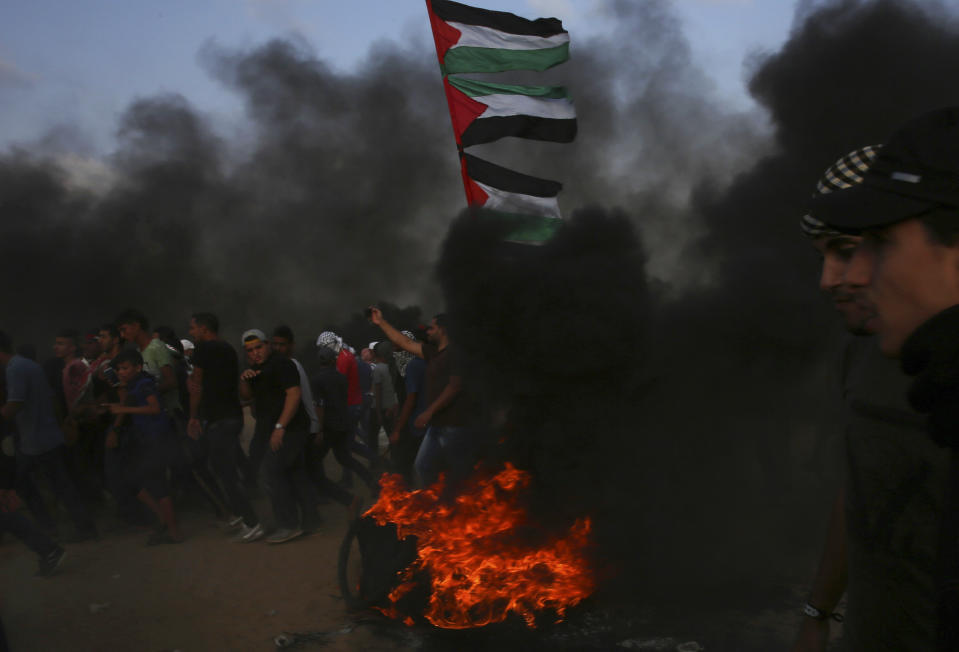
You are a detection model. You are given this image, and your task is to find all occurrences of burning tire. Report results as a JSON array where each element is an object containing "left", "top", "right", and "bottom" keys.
[{"left": 337, "top": 516, "right": 419, "bottom": 611}]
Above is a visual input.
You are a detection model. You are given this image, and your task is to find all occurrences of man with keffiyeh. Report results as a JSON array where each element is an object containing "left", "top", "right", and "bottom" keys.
[{"left": 791, "top": 144, "right": 948, "bottom": 652}]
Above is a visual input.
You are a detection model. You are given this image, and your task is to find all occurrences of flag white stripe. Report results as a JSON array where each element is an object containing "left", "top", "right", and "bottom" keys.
[
  {"left": 477, "top": 94, "right": 575, "bottom": 120},
  {"left": 448, "top": 21, "right": 569, "bottom": 51},
  {"left": 476, "top": 181, "right": 562, "bottom": 219}
]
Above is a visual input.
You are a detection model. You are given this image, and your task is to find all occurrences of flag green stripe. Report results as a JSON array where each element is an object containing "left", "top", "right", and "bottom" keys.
[
  {"left": 483, "top": 211, "right": 562, "bottom": 243},
  {"left": 447, "top": 76, "right": 569, "bottom": 100},
  {"left": 442, "top": 43, "right": 569, "bottom": 74}
]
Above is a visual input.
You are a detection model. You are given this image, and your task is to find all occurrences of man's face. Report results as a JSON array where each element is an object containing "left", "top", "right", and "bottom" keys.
[
  {"left": 116, "top": 360, "right": 139, "bottom": 384},
  {"left": 98, "top": 330, "right": 116, "bottom": 353},
  {"left": 82, "top": 338, "right": 101, "bottom": 360},
  {"left": 271, "top": 336, "right": 292, "bottom": 357},
  {"left": 813, "top": 233, "right": 876, "bottom": 335},
  {"left": 118, "top": 321, "right": 141, "bottom": 343},
  {"left": 53, "top": 337, "right": 75, "bottom": 359},
  {"left": 845, "top": 218, "right": 959, "bottom": 356},
  {"left": 426, "top": 319, "right": 443, "bottom": 344},
  {"left": 244, "top": 339, "right": 270, "bottom": 366},
  {"left": 360, "top": 348, "right": 373, "bottom": 363},
  {"left": 187, "top": 318, "right": 206, "bottom": 342}
]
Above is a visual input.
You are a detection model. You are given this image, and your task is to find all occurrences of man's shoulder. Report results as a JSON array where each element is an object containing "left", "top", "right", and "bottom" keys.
[
  {"left": 196, "top": 339, "right": 235, "bottom": 362},
  {"left": 6, "top": 355, "right": 35, "bottom": 381}
]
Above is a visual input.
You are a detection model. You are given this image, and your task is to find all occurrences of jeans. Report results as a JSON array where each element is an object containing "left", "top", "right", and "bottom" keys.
[
  {"left": 413, "top": 426, "right": 476, "bottom": 491},
  {"left": 308, "top": 428, "right": 375, "bottom": 506},
  {"left": 192, "top": 418, "right": 257, "bottom": 527},
  {"left": 16, "top": 445, "right": 95, "bottom": 534},
  {"left": 260, "top": 428, "right": 318, "bottom": 530},
  {"left": 0, "top": 510, "right": 58, "bottom": 557}
]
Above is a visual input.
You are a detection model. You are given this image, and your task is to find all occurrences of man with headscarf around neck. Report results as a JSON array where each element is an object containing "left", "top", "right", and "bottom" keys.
[
  {"left": 814, "top": 107, "right": 959, "bottom": 652},
  {"left": 792, "top": 140, "right": 949, "bottom": 651}
]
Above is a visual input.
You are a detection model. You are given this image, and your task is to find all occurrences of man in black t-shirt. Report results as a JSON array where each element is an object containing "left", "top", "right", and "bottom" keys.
[
  {"left": 187, "top": 313, "right": 262, "bottom": 542},
  {"left": 369, "top": 308, "right": 476, "bottom": 490},
  {"left": 240, "top": 329, "right": 318, "bottom": 543}
]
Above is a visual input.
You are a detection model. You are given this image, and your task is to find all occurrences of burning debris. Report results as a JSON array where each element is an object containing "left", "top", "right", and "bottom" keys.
[{"left": 364, "top": 464, "right": 595, "bottom": 629}]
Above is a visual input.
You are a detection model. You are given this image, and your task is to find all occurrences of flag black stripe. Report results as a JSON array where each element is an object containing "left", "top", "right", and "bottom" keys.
[
  {"left": 463, "top": 153, "right": 562, "bottom": 197},
  {"left": 461, "top": 116, "right": 577, "bottom": 147},
  {"left": 431, "top": 0, "right": 566, "bottom": 38}
]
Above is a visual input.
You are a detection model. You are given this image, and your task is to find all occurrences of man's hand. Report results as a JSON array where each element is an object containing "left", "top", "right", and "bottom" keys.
[
  {"left": 790, "top": 618, "right": 829, "bottom": 652},
  {"left": 104, "top": 403, "right": 125, "bottom": 415},
  {"left": 187, "top": 417, "right": 202, "bottom": 440},
  {"left": 414, "top": 409, "right": 432, "bottom": 430},
  {"left": 270, "top": 428, "right": 284, "bottom": 451},
  {"left": 105, "top": 430, "right": 119, "bottom": 449},
  {"left": 241, "top": 369, "right": 260, "bottom": 382},
  {"left": 369, "top": 306, "right": 383, "bottom": 326}
]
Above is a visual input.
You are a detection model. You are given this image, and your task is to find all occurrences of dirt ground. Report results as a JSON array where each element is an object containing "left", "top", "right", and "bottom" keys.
[
  {"left": 0, "top": 498, "right": 841, "bottom": 652},
  {"left": 1, "top": 422, "right": 843, "bottom": 652},
  {"left": 0, "top": 483, "right": 407, "bottom": 652}
]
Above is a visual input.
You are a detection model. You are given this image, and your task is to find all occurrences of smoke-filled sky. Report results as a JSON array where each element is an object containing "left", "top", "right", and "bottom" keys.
[
  {"left": 0, "top": 0, "right": 804, "bottom": 347},
  {"left": 5, "top": 0, "right": 959, "bottom": 619},
  {"left": 0, "top": 1, "right": 797, "bottom": 154}
]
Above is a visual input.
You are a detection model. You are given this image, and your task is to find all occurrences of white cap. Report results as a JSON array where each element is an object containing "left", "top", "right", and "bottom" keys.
[{"left": 180, "top": 339, "right": 195, "bottom": 352}]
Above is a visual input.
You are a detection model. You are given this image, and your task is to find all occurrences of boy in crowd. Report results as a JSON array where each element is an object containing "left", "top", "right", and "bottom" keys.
[{"left": 104, "top": 349, "right": 182, "bottom": 545}]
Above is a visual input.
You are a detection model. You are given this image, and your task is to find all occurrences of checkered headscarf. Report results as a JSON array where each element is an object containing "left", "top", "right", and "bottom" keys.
[
  {"left": 315, "top": 331, "right": 342, "bottom": 352},
  {"left": 800, "top": 145, "right": 881, "bottom": 238},
  {"left": 393, "top": 330, "right": 415, "bottom": 377}
]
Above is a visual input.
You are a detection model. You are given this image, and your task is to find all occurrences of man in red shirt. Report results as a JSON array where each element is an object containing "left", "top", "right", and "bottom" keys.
[{"left": 315, "top": 332, "right": 370, "bottom": 460}]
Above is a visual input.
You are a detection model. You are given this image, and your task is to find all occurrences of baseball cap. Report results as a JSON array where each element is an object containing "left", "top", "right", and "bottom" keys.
[
  {"left": 811, "top": 107, "right": 959, "bottom": 231},
  {"left": 800, "top": 145, "right": 881, "bottom": 238},
  {"left": 241, "top": 328, "right": 266, "bottom": 344}
]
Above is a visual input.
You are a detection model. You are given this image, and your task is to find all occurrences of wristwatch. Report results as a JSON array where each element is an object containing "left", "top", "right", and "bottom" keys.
[{"left": 274, "top": 423, "right": 285, "bottom": 431}]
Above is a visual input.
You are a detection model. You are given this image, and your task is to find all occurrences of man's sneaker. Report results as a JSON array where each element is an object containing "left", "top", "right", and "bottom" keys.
[
  {"left": 215, "top": 515, "right": 244, "bottom": 531},
  {"left": 265, "top": 528, "right": 303, "bottom": 544},
  {"left": 231, "top": 522, "right": 264, "bottom": 543},
  {"left": 36, "top": 547, "right": 66, "bottom": 577}
]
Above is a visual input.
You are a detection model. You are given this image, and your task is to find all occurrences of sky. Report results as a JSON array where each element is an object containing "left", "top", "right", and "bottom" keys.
[{"left": 0, "top": 0, "right": 800, "bottom": 155}]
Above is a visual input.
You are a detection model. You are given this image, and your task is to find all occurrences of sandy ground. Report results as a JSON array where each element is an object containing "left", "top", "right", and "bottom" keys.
[
  {"left": 0, "top": 498, "right": 841, "bottom": 652},
  {"left": 0, "top": 484, "right": 404, "bottom": 652},
  {"left": 0, "top": 420, "right": 844, "bottom": 652}
]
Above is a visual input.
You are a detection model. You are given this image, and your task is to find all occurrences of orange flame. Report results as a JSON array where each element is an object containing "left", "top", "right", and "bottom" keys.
[{"left": 364, "top": 464, "right": 594, "bottom": 629}]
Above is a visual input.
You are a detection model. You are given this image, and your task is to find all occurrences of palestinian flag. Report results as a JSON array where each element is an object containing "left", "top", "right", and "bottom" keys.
[
  {"left": 445, "top": 76, "right": 576, "bottom": 147},
  {"left": 460, "top": 153, "right": 562, "bottom": 242},
  {"left": 427, "top": 0, "right": 570, "bottom": 74}
]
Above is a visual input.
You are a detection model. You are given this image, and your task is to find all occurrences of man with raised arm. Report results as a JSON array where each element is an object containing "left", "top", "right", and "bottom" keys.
[{"left": 369, "top": 307, "right": 475, "bottom": 489}]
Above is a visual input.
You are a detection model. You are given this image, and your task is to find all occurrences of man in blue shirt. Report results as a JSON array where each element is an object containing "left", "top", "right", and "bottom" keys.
[{"left": 0, "top": 330, "right": 97, "bottom": 542}]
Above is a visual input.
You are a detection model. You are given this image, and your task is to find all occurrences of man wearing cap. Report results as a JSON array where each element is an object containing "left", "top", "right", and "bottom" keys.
[
  {"left": 812, "top": 107, "right": 959, "bottom": 651},
  {"left": 792, "top": 146, "right": 949, "bottom": 652},
  {"left": 240, "top": 329, "right": 318, "bottom": 543},
  {"left": 186, "top": 312, "right": 261, "bottom": 542}
]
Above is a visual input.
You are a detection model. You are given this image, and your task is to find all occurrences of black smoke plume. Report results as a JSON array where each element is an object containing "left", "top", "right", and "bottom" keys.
[
  {"left": 4, "top": 0, "right": 959, "bottom": 628},
  {"left": 432, "top": 0, "right": 959, "bottom": 609}
]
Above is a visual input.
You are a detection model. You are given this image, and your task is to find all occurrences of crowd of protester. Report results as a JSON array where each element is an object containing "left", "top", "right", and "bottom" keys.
[{"left": 0, "top": 305, "right": 476, "bottom": 580}]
